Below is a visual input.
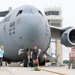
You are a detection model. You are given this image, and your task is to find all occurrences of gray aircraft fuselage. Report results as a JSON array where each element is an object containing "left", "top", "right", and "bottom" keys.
[{"left": 0, "top": 5, "right": 51, "bottom": 62}]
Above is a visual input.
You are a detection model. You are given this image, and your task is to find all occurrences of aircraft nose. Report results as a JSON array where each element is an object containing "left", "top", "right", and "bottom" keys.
[
  {"left": 24, "top": 15, "right": 43, "bottom": 41},
  {"left": 27, "top": 26, "right": 39, "bottom": 41}
]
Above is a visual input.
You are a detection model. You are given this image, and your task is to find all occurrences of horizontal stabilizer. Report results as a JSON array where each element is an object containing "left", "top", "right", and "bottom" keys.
[{"left": 0, "top": 10, "right": 9, "bottom": 17}]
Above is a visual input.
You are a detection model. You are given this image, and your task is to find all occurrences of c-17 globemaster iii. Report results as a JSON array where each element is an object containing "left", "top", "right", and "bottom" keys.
[{"left": 0, "top": 5, "right": 75, "bottom": 67}]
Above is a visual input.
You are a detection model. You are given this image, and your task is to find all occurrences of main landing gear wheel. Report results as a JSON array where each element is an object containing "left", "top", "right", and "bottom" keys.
[{"left": 39, "top": 60, "right": 45, "bottom": 66}]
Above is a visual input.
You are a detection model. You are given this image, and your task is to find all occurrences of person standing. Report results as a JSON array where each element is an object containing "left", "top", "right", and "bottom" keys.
[
  {"left": 68, "top": 48, "right": 74, "bottom": 69},
  {"left": 30, "top": 49, "right": 34, "bottom": 67},
  {"left": 0, "top": 45, "right": 4, "bottom": 70},
  {"left": 72, "top": 47, "right": 75, "bottom": 69},
  {"left": 31, "top": 46, "right": 41, "bottom": 71}
]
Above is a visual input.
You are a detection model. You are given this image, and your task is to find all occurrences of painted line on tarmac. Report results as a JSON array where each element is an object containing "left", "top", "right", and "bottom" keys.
[
  {"left": 40, "top": 68, "right": 67, "bottom": 75},
  {"left": 3, "top": 67, "right": 15, "bottom": 75}
]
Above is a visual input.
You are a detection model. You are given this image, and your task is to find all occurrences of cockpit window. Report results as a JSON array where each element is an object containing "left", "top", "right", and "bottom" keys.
[
  {"left": 16, "top": 10, "right": 23, "bottom": 16},
  {"left": 38, "top": 11, "right": 43, "bottom": 17},
  {"left": 23, "top": 7, "right": 43, "bottom": 16},
  {"left": 24, "top": 9, "right": 32, "bottom": 13},
  {"left": 23, "top": 9, "right": 37, "bottom": 14}
]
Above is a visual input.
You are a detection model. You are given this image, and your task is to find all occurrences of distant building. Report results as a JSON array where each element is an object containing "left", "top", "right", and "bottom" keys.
[
  {"left": 44, "top": 6, "right": 63, "bottom": 65},
  {"left": 44, "top": 6, "right": 62, "bottom": 28}
]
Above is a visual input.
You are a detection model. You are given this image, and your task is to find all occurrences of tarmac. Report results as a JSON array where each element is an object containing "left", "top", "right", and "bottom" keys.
[{"left": 0, "top": 63, "right": 75, "bottom": 75}]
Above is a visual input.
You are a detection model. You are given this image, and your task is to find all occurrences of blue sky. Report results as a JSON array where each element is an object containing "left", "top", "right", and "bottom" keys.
[{"left": 0, "top": 0, "right": 75, "bottom": 60}]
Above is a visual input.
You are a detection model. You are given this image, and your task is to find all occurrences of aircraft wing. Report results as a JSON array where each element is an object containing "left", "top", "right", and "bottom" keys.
[
  {"left": 50, "top": 25, "right": 75, "bottom": 47},
  {"left": 0, "top": 10, "right": 9, "bottom": 17},
  {"left": 50, "top": 26, "right": 62, "bottom": 39}
]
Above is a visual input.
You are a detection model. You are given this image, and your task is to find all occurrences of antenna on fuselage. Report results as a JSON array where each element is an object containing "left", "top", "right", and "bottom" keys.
[{"left": 9, "top": 7, "right": 12, "bottom": 12}]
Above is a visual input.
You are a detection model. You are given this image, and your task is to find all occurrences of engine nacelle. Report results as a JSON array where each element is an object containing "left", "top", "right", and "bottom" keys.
[{"left": 60, "top": 28, "right": 75, "bottom": 47}]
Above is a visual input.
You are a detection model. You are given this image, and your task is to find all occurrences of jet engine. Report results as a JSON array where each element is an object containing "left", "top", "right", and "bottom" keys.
[{"left": 60, "top": 27, "right": 75, "bottom": 47}]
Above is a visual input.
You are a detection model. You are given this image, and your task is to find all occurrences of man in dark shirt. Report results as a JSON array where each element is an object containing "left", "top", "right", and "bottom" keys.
[{"left": 31, "top": 46, "right": 41, "bottom": 71}]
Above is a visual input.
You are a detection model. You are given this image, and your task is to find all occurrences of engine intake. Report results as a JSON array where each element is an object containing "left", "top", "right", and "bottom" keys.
[{"left": 60, "top": 28, "right": 75, "bottom": 47}]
